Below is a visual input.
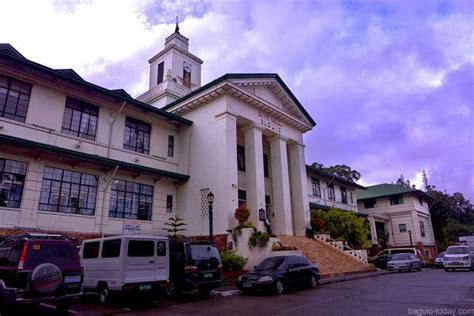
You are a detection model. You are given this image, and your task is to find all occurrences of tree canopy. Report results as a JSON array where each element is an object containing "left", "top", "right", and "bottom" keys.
[{"left": 310, "top": 162, "right": 361, "bottom": 182}]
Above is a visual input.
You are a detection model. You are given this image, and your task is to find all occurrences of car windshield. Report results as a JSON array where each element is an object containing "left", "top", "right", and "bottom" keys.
[
  {"left": 437, "top": 252, "right": 445, "bottom": 258},
  {"left": 189, "top": 244, "right": 221, "bottom": 262},
  {"left": 446, "top": 247, "right": 469, "bottom": 254},
  {"left": 255, "top": 257, "right": 286, "bottom": 271},
  {"left": 391, "top": 254, "right": 411, "bottom": 260}
]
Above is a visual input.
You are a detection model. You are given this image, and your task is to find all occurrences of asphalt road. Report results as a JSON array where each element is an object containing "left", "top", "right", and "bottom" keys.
[{"left": 8, "top": 269, "right": 474, "bottom": 315}]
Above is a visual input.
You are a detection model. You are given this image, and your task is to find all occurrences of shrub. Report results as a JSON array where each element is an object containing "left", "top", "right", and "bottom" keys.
[
  {"left": 310, "top": 216, "right": 326, "bottom": 233},
  {"left": 220, "top": 250, "right": 248, "bottom": 272},
  {"left": 311, "top": 208, "right": 370, "bottom": 249},
  {"left": 248, "top": 229, "right": 270, "bottom": 249},
  {"left": 239, "top": 220, "right": 254, "bottom": 228}
]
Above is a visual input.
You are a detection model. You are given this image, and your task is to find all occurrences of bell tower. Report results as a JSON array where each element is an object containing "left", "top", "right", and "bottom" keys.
[{"left": 137, "top": 19, "right": 203, "bottom": 108}]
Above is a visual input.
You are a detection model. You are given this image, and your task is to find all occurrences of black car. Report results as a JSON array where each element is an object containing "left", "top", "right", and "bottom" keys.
[
  {"left": 168, "top": 241, "right": 222, "bottom": 297},
  {"left": 0, "top": 234, "right": 83, "bottom": 313},
  {"left": 236, "top": 256, "right": 320, "bottom": 295}
]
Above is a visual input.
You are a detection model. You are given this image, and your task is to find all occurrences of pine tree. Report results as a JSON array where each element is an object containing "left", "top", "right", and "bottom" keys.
[{"left": 163, "top": 215, "right": 187, "bottom": 239}]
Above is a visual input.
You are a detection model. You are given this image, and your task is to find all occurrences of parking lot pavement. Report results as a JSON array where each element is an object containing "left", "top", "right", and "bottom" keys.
[
  {"left": 5, "top": 269, "right": 473, "bottom": 315},
  {"left": 124, "top": 269, "right": 474, "bottom": 316}
]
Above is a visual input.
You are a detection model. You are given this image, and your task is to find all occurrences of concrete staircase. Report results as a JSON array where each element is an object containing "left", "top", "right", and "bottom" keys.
[{"left": 278, "top": 235, "right": 368, "bottom": 276}]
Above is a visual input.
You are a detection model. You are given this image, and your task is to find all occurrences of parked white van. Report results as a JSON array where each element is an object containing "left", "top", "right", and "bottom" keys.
[{"left": 80, "top": 235, "right": 169, "bottom": 303}]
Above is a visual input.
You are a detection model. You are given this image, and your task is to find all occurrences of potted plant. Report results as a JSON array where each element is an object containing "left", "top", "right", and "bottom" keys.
[
  {"left": 248, "top": 229, "right": 270, "bottom": 249},
  {"left": 219, "top": 250, "right": 249, "bottom": 280}
]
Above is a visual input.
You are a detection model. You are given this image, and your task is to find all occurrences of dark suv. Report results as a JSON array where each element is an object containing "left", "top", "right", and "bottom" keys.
[
  {"left": 0, "top": 234, "right": 83, "bottom": 312},
  {"left": 168, "top": 241, "right": 222, "bottom": 296}
]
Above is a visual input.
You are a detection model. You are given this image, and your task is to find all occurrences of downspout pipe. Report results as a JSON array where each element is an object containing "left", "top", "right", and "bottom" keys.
[
  {"left": 100, "top": 165, "right": 119, "bottom": 238},
  {"left": 107, "top": 101, "right": 127, "bottom": 158}
]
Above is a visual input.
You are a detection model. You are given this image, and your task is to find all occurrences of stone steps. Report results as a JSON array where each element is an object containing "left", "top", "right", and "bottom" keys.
[{"left": 278, "top": 236, "right": 368, "bottom": 276}]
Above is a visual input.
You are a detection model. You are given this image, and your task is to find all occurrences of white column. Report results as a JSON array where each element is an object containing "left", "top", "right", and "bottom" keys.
[
  {"left": 288, "top": 142, "right": 310, "bottom": 236},
  {"left": 368, "top": 216, "right": 378, "bottom": 245},
  {"left": 214, "top": 112, "right": 239, "bottom": 232},
  {"left": 269, "top": 135, "right": 293, "bottom": 236},
  {"left": 410, "top": 211, "right": 421, "bottom": 246},
  {"left": 243, "top": 124, "right": 266, "bottom": 231}
]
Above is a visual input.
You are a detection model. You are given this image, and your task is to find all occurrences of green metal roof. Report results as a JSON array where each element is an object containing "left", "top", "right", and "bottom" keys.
[
  {"left": 356, "top": 183, "right": 422, "bottom": 200},
  {"left": 0, "top": 44, "right": 192, "bottom": 126},
  {"left": 162, "top": 73, "right": 316, "bottom": 127},
  {"left": 0, "top": 134, "right": 190, "bottom": 182}
]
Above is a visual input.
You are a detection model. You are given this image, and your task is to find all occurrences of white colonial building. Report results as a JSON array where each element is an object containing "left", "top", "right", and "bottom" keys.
[
  {"left": 0, "top": 27, "right": 315, "bottom": 242},
  {"left": 356, "top": 184, "right": 437, "bottom": 258}
]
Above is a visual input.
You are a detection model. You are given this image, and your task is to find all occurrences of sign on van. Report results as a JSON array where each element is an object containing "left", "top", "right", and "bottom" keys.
[{"left": 123, "top": 221, "right": 141, "bottom": 235}]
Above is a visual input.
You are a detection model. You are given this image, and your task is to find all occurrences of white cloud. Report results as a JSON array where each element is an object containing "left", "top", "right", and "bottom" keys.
[{"left": 0, "top": 0, "right": 162, "bottom": 76}]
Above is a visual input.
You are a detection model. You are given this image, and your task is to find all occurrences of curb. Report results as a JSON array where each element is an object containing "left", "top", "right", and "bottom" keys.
[
  {"left": 211, "top": 270, "right": 390, "bottom": 297},
  {"left": 319, "top": 270, "right": 391, "bottom": 285},
  {"left": 211, "top": 289, "right": 241, "bottom": 297}
]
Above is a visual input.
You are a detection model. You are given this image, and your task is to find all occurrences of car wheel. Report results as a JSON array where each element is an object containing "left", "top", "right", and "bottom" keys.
[
  {"left": 410, "top": 264, "right": 415, "bottom": 272},
  {"left": 275, "top": 280, "right": 285, "bottom": 295},
  {"left": 166, "top": 283, "right": 179, "bottom": 297},
  {"left": 198, "top": 286, "right": 212, "bottom": 297},
  {"left": 444, "top": 268, "right": 449, "bottom": 272},
  {"left": 56, "top": 300, "right": 72, "bottom": 314},
  {"left": 240, "top": 289, "right": 250, "bottom": 296},
  {"left": 309, "top": 275, "right": 318, "bottom": 289},
  {"left": 98, "top": 286, "right": 110, "bottom": 305}
]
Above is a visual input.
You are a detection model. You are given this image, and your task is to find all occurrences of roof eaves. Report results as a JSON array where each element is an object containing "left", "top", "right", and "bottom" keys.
[
  {"left": 162, "top": 73, "right": 316, "bottom": 127},
  {"left": 0, "top": 134, "right": 190, "bottom": 182},
  {"left": 306, "top": 165, "right": 366, "bottom": 189},
  {"left": 0, "top": 47, "right": 192, "bottom": 126}
]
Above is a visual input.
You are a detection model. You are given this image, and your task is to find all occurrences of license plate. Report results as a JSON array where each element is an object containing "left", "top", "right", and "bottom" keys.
[
  {"left": 139, "top": 284, "right": 152, "bottom": 291},
  {"left": 243, "top": 281, "right": 252, "bottom": 288},
  {"left": 203, "top": 273, "right": 213, "bottom": 278},
  {"left": 452, "top": 262, "right": 461, "bottom": 265},
  {"left": 64, "top": 275, "right": 81, "bottom": 283}
]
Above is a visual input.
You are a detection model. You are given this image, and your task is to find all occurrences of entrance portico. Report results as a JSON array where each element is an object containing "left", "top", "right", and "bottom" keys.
[{"left": 235, "top": 117, "right": 311, "bottom": 236}]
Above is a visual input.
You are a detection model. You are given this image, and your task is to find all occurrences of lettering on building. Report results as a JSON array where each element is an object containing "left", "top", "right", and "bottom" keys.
[{"left": 258, "top": 112, "right": 282, "bottom": 134}]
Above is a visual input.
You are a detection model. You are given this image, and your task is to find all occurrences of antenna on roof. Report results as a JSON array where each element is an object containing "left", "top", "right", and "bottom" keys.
[{"left": 175, "top": 15, "right": 180, "bottom": 34}]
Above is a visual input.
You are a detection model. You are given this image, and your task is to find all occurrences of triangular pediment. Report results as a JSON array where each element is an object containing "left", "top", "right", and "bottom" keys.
[
  {"left": 162, "top": 73, "right": 316, "bottom": 131},
  {"left": 229, "top": 77, "right": 314, "bottom": 128}
]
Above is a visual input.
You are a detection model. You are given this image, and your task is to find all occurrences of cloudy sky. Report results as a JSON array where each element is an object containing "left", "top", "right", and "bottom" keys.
[{"left": 1, "top": 0, "right": 473, "bottom": 200}]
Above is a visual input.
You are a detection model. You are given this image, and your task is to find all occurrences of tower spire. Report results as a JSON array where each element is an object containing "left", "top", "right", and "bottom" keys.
[{"left": 175, "top": 15, "right": 180, "bottom": 34}]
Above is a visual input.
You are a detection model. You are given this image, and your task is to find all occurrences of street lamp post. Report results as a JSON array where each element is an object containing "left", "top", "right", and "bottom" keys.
[
  {"left": 408, "top": 230, "right": 413, "bottom": 247},
  {"left": 207, "top": 191, "right": 215, "bottom": 243}
]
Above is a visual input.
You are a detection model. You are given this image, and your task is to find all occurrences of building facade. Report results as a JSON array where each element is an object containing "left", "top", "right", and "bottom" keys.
[
  {"left": 0, "top": 28, "right": 315, "bottom": 241},
  {"left": 356, "top": 184, "right": 437, "bottom": 258},
  {"left": 306, "top": 164, "right": 363, "bottom": 213}
]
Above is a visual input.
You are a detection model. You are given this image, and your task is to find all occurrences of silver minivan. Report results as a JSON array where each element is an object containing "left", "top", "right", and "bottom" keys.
[{"left": 80, "top": 235, "right": 169, "bottom": 303}]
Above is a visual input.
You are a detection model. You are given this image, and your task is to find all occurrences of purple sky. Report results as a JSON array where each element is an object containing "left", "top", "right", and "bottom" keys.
[{"left": 1, "top": 0, "right": 473, "bottom": 200}]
